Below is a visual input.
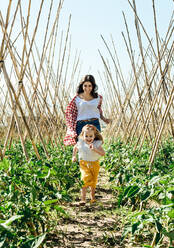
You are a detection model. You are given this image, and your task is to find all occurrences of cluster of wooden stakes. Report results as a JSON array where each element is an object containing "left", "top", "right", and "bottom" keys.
[{"left": 0, "top": 0, "right": 173, "bottom": 176}]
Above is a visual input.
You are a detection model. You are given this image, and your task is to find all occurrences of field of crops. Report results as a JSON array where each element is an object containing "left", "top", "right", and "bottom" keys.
[
  {"left": 0, "top": 142, "right": 79, "bottom": 247},
  {"left": 0, "top": 137, "right": 173, "bottom": 247},
  {"left": 102, "top": 137, "right": 174, "bottom": 247},
  {"left": 0, "top": 0, "right": 173, "bottom": 247}
]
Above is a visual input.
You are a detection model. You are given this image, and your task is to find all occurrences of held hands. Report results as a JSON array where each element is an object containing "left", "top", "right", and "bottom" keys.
[
  {"left": 72, "top": 145, "right": 78, "bottom": 162},
  {"left": 72, "top": 156, "right": 77, "bottom": 162},
  {"left": 67, "top": 129, "right": 77, "bottom": 138}
]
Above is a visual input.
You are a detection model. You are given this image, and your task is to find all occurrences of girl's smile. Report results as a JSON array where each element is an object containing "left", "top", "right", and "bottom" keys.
[{"left": 83, "top": 130, "right": 95, "bottom": 144}]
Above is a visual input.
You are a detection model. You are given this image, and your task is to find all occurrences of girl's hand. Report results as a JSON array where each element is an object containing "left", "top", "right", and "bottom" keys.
[
  {"left": 90, "top": 144, "right": 105, "bottom": 156},
  {"left": 72, "top": 156, "right": 77, "bottom": 162},
  {"left": 89, "top": 144, "right": 94, "bottom": 150}
]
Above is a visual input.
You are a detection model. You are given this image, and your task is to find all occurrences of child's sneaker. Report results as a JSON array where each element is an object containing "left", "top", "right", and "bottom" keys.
[
  {"left": 90, "top": 199, "right": 96, "bottom": 204},
  {"left": 78, "top": 201, "right": 86, "bottom": 206}
]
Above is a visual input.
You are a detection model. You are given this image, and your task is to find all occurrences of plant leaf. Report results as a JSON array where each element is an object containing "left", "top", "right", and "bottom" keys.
[
  {"left": 4, "top": 215, "right": 23, "bottom": 226},
  {"left": 0, "top": 239, "right": 5, "bottom": 248},
  {"left": 31, "top": 233, "right": 46, "bottom": 248}
]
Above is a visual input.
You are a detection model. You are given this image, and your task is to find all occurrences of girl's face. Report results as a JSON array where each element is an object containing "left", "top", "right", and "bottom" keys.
[
  {"left": 82, "top": 81, "right": 93, "bottom": 94},
  {"left": 83, "top": 130, "right": 95, "bottom": 144}
]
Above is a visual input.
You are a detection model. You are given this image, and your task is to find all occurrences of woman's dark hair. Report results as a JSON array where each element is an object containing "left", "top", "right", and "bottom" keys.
[{"left": 77, "top": 75, "right": 98, "bottom": 98}]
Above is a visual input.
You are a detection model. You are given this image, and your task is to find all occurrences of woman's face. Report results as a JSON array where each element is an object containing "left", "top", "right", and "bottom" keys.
[
  {"left": 82, "top": 81, "right": 93, "bottom": 94},
  {"left": 83, "top": 130, "right": 95, "bottom": 144}
]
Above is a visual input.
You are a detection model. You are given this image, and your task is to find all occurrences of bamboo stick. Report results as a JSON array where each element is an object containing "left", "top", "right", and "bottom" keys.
[
  {"left": 32, "top": 0, "right": 63, "bottom": 107},
  {"left": 98, "top": 49, "right": 127, "bottom": 134},
  {"left": 19, "top": 0, "right": 31, "bottom": 79},
  {"left": 17, "top": 17, "right": 50, "bottom": 157},
  {"left": 0, "top": 13, "right": 42, "bottom": 158},
  {"left": 152, "top": 0, "right": 174, "bottom": 137},
  {"left": 21, "top": 81, "right": 49, "bottom": 158},
  {"left": 3, "top": 0, "right": 21, "bottom": 58},
  {"left": 0, "top": 0, "right": 12, "bottom": 60},
  {"left": 133, "top": 35, "right": 174, "bottom": 149},
  {"left": 148, "top": 76, "right": 174, "bottom": 174},
  {"left": 2, "top": 62, "right": 40, "bottom": 159},
  {"left": 132, "top": 0, "right": 157, "bottom": 136},
  {"left": 20, "top": 0, "right": 45, "bottom": 80},
  {"left": 138, "top": 49, "right": 172, "bottom": 152},
  {"left": 121, "top": 12, "right": 152, "bottom": 142},
  {"left": 2, "top": 115, "right": 15, "bottom": 157},
  {"left": 2, "top": 61, "right": 29, "bottom": 160}
]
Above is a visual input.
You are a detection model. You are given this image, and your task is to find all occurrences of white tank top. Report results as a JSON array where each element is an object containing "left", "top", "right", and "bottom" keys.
[
  {"left": 77, "top": 139, "right": 102, "bottom": 161},
  {"left": 75, "top": 96, "right": 100, "bottom": 121}
]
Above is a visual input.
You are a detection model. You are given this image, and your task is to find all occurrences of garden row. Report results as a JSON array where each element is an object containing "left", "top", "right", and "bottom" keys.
[
  {"left": 0, "top": 137, "right": 173, "bottom": 247},
  {"left": 0, "top": 142, "right": 79, "bottom": 247},
  {"left": 102, "top": 137, "right": 174, "bottom": 247}
]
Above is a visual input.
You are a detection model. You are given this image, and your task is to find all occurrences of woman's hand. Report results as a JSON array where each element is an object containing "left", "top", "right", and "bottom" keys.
[
  {"left": 67, "top": 129, "right": 77, "bottom": 138},
  {"left": 72, "top": 145, "right": 78, "bottom": 162},
  {"left": 72, "top": 156, "right": 77, "bottom": 162},
  {"left": 100, "top": 114, "right": 111, "bottom": 124},
  {"left": 103, "top": 117, "right": 111, "bottom": 124}
]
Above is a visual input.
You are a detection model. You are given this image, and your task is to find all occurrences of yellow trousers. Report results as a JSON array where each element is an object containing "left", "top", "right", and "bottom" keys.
[{"left": 79, "top": 160, "right": 100, "bottom": 188}]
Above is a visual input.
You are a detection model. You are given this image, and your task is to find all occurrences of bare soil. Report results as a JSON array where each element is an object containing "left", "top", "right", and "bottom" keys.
[{"left": 45, "top": 167, "right": 170, "bottom": 248}]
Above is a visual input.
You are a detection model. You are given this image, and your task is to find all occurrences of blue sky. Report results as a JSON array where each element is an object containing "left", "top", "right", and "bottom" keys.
[
  {"left": 58, "top": 0, "right": 173, "bottom": 83},
  {"left": 1, "top": 0, "right": 173, "bottom": 89}
]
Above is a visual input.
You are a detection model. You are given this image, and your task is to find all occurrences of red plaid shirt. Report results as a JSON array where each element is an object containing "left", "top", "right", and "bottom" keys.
[{"left": 63, "top": 95, "right": 103, "bottom": 146}]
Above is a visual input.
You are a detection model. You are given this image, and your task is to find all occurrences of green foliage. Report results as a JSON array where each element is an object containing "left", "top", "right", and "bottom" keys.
[
  {"left": 103, "top": 137, "right": 174, "bottom": 246},
  {"left": 0, "top": 137, "right": 173, "bottom": 247},
  {"left": 0, "top": 141, "right": 80, "bottom": 247}
]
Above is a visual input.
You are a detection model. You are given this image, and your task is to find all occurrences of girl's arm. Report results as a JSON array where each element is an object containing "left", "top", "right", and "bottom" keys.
[
  {"left": 72, "top": 145, "right": 78, "bottom": 162},
  {"left": 89, "top": 144, "right": 105, "bottom": 156}
]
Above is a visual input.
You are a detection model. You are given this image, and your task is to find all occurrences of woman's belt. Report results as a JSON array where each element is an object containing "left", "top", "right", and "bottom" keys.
[{"left": 77, "top": 118, "right": 98, "bottom": 122}]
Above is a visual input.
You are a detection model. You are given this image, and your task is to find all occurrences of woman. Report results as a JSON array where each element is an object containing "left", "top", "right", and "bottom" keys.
[{"left": 64, "top": 75, "right": 110, "bottom": 146}]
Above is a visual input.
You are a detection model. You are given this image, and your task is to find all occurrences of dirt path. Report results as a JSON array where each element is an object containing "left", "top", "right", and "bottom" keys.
[
  {"left": 45, "top": 167, "right": 169, "bottom": 248},
  {"left": 46, "top": 167, "right": 130, "bottom": 248}
]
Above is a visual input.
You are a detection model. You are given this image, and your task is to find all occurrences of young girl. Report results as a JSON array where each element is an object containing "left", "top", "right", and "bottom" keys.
[{"left": 72, "top": 124, "right": 105, "bottom": 205}]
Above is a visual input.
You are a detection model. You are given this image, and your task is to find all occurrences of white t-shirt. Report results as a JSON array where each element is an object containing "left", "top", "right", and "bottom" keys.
[
  {"left": 75, "top": 96, "right": 100, "bottom": 121},
  {"left": 77, "top": 139, "right": 102, "bottom": 161}
]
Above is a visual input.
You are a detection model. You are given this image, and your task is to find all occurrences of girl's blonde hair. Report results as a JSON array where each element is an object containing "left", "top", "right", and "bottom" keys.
[{"left": 79, "top": 124, "right": 104, "bottom": 143}]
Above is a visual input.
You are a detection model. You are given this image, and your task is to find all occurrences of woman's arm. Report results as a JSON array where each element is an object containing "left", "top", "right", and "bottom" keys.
[
  {"left": 100, "top": 113, "right": 111, "bottom": 124},
  {"left": 64, "top": 96, "right": 78, "bottom": 146},
  {"left": 65, "top": 96, "right": 78, "bottom": 132},
  {"left": 98, "top": 95, "right": 111, "bottom": 124}
]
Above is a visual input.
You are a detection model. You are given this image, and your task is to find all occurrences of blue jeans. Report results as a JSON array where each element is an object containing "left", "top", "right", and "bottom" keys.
[{"left": 76, "top": 119, "right": 101, "bottom": 136}]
